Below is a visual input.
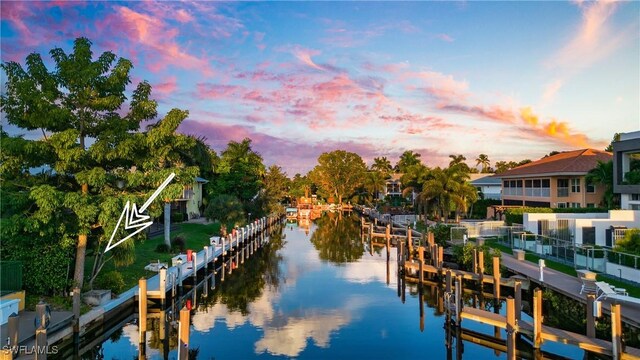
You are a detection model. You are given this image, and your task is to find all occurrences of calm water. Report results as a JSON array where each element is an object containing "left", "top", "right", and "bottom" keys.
[{"left": 95, "top": 213, "right": 585, "bottom": 359}]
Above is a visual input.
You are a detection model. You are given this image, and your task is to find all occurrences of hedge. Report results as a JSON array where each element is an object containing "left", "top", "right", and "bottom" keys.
[{"left": 504, "top": 207, "right": 608, "bottom": 225}]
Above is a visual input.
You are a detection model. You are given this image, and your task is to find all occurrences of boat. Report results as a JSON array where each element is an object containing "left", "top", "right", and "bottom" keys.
[{"left": 286, "top": 207, "right": 298, "bottom": 219}]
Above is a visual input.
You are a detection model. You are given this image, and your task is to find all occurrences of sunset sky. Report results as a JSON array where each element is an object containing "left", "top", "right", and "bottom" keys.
[{"left": 2, "top": 1, "right": 638, "bottom": 174}]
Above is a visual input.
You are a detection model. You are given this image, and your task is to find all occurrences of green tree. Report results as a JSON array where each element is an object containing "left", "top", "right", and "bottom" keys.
[
  {"left": 371, "top": 156, "right": 393, "bottom": 177},
  {"left": 210, "top": 138, "right": 266, "bottom": 208},
  {"left": 396, "top": 150, "right": 421, "bottom": 173},
  {"left": 363, "top": 170, "right": 386, "bottom": 202},
  {"left": 449, "top": 154, "right": 471, "bottom": 173},
  {"left": 420, "top": 165, "right": 469, "bottom": 222},
  {"left": 262, "top": 165, "right": 290, "bottom": 215},
  {"left": 494, "top": 161, "right": 510, "bottom": 174},
  {"left": 475, "top": 154, "right": 491, "bottom": 173},
  {"left": 605, "top": 133, "right": 621, "bottom": 152},
  {"left": 289, "top": 173, "right": 312, "bottom": 200},
  {"left": 586, "top": 160, "right": 616, "bottom": 209},
  {"left": 309, "top": 150, "right": 367, "bottom": 204},
  {"left": 204, "top": 194, "right": 245, "bottom": 228},
  {"left": 310, "top": 212, "right": 363, "bottom": 263},
  {"left": 1, "top": 38, "right": 196, "bottom": 291},
  {"left": 615, "top": 229, "right": 640, "bottom": 255}
]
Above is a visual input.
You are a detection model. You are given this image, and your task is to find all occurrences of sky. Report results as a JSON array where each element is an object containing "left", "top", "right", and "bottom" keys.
[{"left": 1, "top": 1, "right": 639, "bottom": 174}]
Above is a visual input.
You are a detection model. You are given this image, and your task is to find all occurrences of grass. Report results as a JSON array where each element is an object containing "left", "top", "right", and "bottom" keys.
[
  {"left": 484, "top": 238, "right": 640, "bottom": 297},
  {"left": 85, "top": 222, "right": 221, "bottom": 291},
  {"left": 25, "top": 294, "right": 91, "bottom": 314}
]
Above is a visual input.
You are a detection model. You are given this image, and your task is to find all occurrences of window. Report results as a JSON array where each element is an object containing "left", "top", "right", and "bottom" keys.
[
  {"left": 587, "top": 203, "right": 595, "bottom": 208},
  {"left": 632, "top": 194, "right": 640, "bottom": 201},
  {"left": 571, "top": 178, "right": 581, "bottom": 193},
  {"left": 570, "top": 202, "right": 581, "bottom": 208},
  {"left": 557, "top": 202, "right": 567, "bottom": 208},
  {"left": 631, "top": 204, "right": 640, "bottom": 210},
  {"left": 586, "top": 179, "right": 595, "bottom": 193},
  {"left": 557, "top": 179, "right": 569, "bottom": 197}
]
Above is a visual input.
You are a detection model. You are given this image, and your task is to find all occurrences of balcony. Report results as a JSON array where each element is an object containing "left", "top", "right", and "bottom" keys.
[{"left": 557, "top": 187, "right": 569, "bottom": 197}]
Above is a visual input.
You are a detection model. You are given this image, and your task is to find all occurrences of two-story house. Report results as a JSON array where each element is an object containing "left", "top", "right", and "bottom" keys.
[
  {"left": 612, "top": 131, "right": 640, "bottom": 210},
  {"left": 499, "top": 149, "right": 612, "bottom": 208}
]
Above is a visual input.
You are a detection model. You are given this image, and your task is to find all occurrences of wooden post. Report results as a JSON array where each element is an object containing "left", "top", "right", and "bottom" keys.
[
  {"left": 419, "top": 290, "right": 425, "bottom": 332},
  {"left": 72, "top": 286, "right": 80, "bottom": 347},
  {"left": 611, "top": 304, "right": 622, "bottom": 360},
  {"left": 386, "top": 225, "right": 391, "bottom": 250},
  {"left": 455, "top": 275, "right": 463, "bottom": 324},
  {"left": 438, "top": 246, "right": 444, "bottom": 271},
  {"left": 159, "top": 267, "right": 167, "bottom": 305},
  {"left": 139, "top": 278, "right": 147, "bottom": 339},
  {"left": 506, "top": 297, "right": 516, "bottom": 360},
  {"left": 533, "top": 288, "right": 542, "bottom": 348},
  {"left": 399, "top": 240, "right": 405, "bottom": 268},
  {"left": 492, "top": 256, "right": 500, "bottom": 299},
  {"left": 514, "top": 280, "right": 522, "bottom": 321},
  {"left": 386, "top": 246, "right": 390, "bottom": 286},
  {"left": 179, "top": 306, "right": 190, "bottom": 360},
  {"left": 385, "top": 224, "right": 391, "bottom": 243},
  {"left": 418, "top": 246, "right": 424, "bottom": 285},
  {"left": 478, "top": 250, "right": 484, "bottom": 286},
  {"left": 35, "top": 326, "right": 47, "bottom": 360},
  {"left": 192, "top": 252, "right": 198, "bottom": 279},
  {"left": 446, "top": 270, "right": 452, "bottom": 293},
  {"left": 407, "top": 227, "right": 412, "bottom": 249},
  {"left": 472, "top": 248, "right": 477, "bottom": 274},
  {"left": 408, "top": 232, "right": 414, "bottom": 261},
  {"left": 586, "top": 294, "right": 596, "bottom": 338}
]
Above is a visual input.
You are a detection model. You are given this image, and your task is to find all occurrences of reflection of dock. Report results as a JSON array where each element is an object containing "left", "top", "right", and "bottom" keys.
[{"left": 364, "top": 216, "right": 640, "bottom": 360}]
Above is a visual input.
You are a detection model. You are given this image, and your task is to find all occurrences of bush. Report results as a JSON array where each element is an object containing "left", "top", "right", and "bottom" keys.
[
  {"left": 171, "top": 236, "right": 186, "bottom": 252},
  {"left": 171, "top": 212, "right": 185, "bottom": 223},
  {"left": 615, "top": 229, "right": 640, "bottom": 255},
  {"left": 155, "top": 243, "right": 171, "bottom": 253},
  {"left": 470, "top": 199, "right": 502, "bottom": 219},
  {"left": 94, "top": 271, "right": 126, "bottom": 294},
  {"left": 430, "top": 223, "right": 453, "bottom": 246},
  {"left": 505, "top": 206, "right": 608, "bottom": 225},
  {"left": 452, "top": 243, "right": 501, "bottom": 273}
]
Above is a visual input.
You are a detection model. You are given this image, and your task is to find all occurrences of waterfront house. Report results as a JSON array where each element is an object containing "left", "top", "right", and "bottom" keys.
[
  {"left": 612, "top": 131, "right": 640, "bottom": 210},
  {"left": 171, "top": 176, "right": 209, "bottom": 220},
  {"left": 469, "top": 174, "right": 502, "bottom": 200},
  {"left": 499, "top": 149, "right": 612, "bottom": 208}
]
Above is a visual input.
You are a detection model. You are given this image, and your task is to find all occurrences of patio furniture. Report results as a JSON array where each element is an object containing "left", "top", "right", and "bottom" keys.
[{"left": 578, "top": 270, "right": 598, "bottom": 294}]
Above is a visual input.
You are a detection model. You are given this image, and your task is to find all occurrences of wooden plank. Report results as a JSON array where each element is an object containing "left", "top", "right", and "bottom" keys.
[{"left": 460, "top": 307, "right": 507, "bottom": 329}]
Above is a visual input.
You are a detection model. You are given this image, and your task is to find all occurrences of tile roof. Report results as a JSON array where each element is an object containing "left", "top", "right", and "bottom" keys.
[
  {"left": 499, "top": 149, "right": 612, "bottom": 177},
  {"left": 471, "top": 175, "right": 502, "bottom": 185}
]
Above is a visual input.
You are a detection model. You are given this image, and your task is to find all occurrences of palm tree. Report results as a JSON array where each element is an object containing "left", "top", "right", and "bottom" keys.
[
  {"left": 396, "top": 151, "right": 421, "bottom": 173},
  {"left": 419, "top": 165, "right": 471, "bottom": 222},
  {"left": 400, "top": 164, "right": 431, "bottom": 220},
  {"left": 586, "top": 160, "right": 616, "bottom": 209},
  {"left": 449, "top": 154, "right": 471, "bottom": 173},
  {"left": 451, "top": 182, "right": 479, "bottom": 222},
  {"left": 476, "top": 154, "right": 491, "bottom": 173},
  {"left": 371, "top": 156, "right": 393, "bottom": 177},
  {"left": 363, "top": 171, "right": 386, "bottom": 203}
]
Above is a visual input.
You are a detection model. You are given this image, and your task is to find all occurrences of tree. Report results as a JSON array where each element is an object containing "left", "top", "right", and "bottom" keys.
[
  {"left": 262, "top": 165, "right": 290, "bottom": 215},
  {"left": 494, "top": 161, "right": 510, "bottom": 174},
  {"left": 475, "top": 154, "right": 491, "bottom": 173},
  {"left": 289, "top": 173, "right": 312, "bottom": 200},
  {"left": 420, "top": 165, "right": 470, "bottom": 222},
  {"left": 396, "top": 151, "right": 421, "bottom": 173},
  {"left": 204, "top": 194, "right": 245, "bottom": 228},
  {"left": 449, "top": 154, "right": 471, "bottom": 173},
  {"left": 586, "top": 160, "right": 617, "bottom": 209},
  {"left": 363, "top": 170, "right": 386, "bottom": 202},
  {"left": 605, "top": 133, "right": 621, "bottom": 152},
  {"left": 1, "top": 38, "right": 197, "bottom": 291},
  {"left": 309, "top": 150, "right": 367, "bottom": 204},
  {"left": 371, "top": 156, "right": 393, "bottom": 177},
  {"left": 209, "top": 138, "right": 266, "bottom": 208},
  {"left": 310, "top": 212, "right": 363, "bottom": 263}
]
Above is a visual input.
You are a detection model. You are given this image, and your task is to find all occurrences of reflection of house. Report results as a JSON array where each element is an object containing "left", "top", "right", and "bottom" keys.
[
  {"left": 469, "top": 174, "right": 501, "bottom": 200},
  {"left": 612, "top": 131, "right": 640, "bottom": 210},
  {"left": 380, "top": 173, "right": 402, "bottom": 199},
  {"left": 172, "top": 177, "right": 209, "bottom": 220},
  {"left": 499, "top": 149, "right": 612, "bottom": 208}
]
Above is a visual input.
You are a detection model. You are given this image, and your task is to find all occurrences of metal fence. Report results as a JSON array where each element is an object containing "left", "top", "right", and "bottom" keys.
[
  {"left": 0, "top": 261, "right": 23, "bottom": 293},
  {"left": 459, "top": 220, "right": 506, "bottom": 238}
]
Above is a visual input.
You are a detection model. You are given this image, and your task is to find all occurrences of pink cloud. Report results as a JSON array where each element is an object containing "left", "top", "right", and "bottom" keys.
[
  {"left": 153, "top": 76, "right": 178, "bottom": 97},
  {"left": 434, "top": 33, "right": 455, "bottom": 42},
  {"left": 290, "top": 46, "right": 325, "bottom": 71}
]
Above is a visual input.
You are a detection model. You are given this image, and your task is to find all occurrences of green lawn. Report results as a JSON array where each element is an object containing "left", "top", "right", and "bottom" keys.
[
  {"left": 484, "top": 239, "right": 640, "bottom": 297},
  {"left": 85, "top": 222, "right": 221, "bottom": 291}
]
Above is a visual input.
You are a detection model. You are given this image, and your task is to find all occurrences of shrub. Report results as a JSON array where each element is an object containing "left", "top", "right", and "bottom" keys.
[
  {"left": 94, "top": 271, "right": 126, "bottom": 294},
  {"left": 430, "top": 223, "right": 453, "bottom": 246},
  {"left": 171, "top": 212, "right": 185, "bottom": 223},
  {"left": 505, "top": 206, "right": 608, "bottom": 225},
  {"left": 615, "top": 229, "right": 640, "bottom": 255},
  {"left": 452, "top": 243, "right": 501, "bottom": 273},
  {"left": 155, "top": 243, "right": 171, "bottom": 253},
  {"left": 171, "top": 236, "right": 186, "bottom": 252}
]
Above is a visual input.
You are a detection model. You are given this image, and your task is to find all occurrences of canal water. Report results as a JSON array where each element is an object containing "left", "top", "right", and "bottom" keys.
[{"left": 94, "top": 213, "right": 585, "bottom": 359}]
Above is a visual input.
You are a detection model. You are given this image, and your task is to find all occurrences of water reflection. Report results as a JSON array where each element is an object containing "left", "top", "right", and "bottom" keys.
[{"left": 310, "top": 212, "right": 363, "bottom": 263}]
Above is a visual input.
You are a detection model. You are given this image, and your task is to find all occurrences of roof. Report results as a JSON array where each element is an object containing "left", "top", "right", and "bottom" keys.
[
  {"left": 469, "top": 173, "right": 494, "bottom": 182},
  {"left": 195, "top": 176, "right": 209, "bottom": 183},
  {"left": 470, "top": 175, "right": 502, "bottom": 185},
  {"left": 387, "top": 173, "right": 403, "bottom": 182},
  {"left": 499, "top": 149, "right": 612, "bottom": 178}
]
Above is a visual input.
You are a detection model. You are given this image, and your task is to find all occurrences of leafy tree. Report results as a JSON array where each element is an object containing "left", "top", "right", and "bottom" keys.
[
  {"left": 204, "top": 194, "right": 245, "bottom": 228},
  {"left": 615, "top": 229, "right": 640, "bottom": 255},
  {"left": 289, "top": 173, "right": 312, "bottom": 200},
  {"left": 310, "top": 212, "right": 363, "bottom": 263},
  {"left": 309, "top": 150, "right": 366, "bottom": 204},
  {"left": 605, "top": 133, "right": 621, "bottom": 152},
  {"left": 262, "top": 165, "right": 290, "bottom": 215},
  {"left": 371, "top": 156, "right": 393, "bottom": 177},
  {"left": 420, "top": 165, "right": 470, "bottom": 222},
  {"left": 209, "top": 138, "right": 266, "bottom": 209},
  {"left": 494, "top": 161, "right": 509, "bottom": 174},
  {"left": 1, "top": 38, "right": 196, "bottom": 291},
  {"left": 586, "top": 160, "right": 617, "bottom": 209},
  {"left": 363, "top": 170, "right": 386, "bottom": 201},
  {"left": 449, "top": 154, "right": 471, "bottom": 173},
  {"left": 517, "top": 159, "right": 532, "bottom": 166},
  {"left": 395, "top": 151, "right": 422, "bottom": 173},
  {"left": 475, "top": 154, "right": 491, "bottom": 173}
]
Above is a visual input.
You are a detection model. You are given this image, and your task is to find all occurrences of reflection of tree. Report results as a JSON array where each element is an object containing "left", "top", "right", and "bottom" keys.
[
  {"left": 147, "top": 315, "right": 178, "bottom": 354},
  {"left": 205, "top": 225, "right": 285, "bottom": 315},
  {"left": 310, "top": 212, "right": 363, "bottom": 263}
]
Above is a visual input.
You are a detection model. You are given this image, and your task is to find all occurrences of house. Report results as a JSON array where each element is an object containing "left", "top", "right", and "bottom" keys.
[
  {"left": 380, "top": 173, "right": 402, "bottom": 199},
  {"left": 469, "top": 174, "right": 502, "bottom": 200},
  {"left": 171, "top": 176, "right": 209, "bottom": 220},
  {"left": 612, "top": 131, "right": 640, "bottom": 210},
  {"left": 499, "top": 149, "right": 612, "bottom": 209}
]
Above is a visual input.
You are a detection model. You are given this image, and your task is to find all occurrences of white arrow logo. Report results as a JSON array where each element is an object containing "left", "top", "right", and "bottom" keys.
[{"left": 105, "top": 173, "right": 176, "bottom": 252}]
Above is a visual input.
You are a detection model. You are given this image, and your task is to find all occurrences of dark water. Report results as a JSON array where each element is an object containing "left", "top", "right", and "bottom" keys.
[{"left": 96, "top": 213, "right": 584, "bottom": 359}]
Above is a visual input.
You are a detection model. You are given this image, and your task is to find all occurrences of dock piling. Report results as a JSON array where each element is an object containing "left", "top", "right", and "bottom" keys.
[
  {"left": 178, "top": 306, "right": 190, "bottom": 360},
  {"left": 533, "top": 288, "right": 542, "bottom": 348},
  {"left": 611, "top": 304, "right": 622, "bottom": 360},
  {"left": 138, "top": 278, "right": 147, "bottom": 339},
  {"left": 586, "top": 293, "right": 596, "bottom": 338},
  {"left": 492, "top": 256, "right": 500, "bottom": 299},
  {"left": 506, "top": 297, "right": 516, "bottom": 360},
  {"left": 514, "top": 280, "right": 522, "bottom": 321}
]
